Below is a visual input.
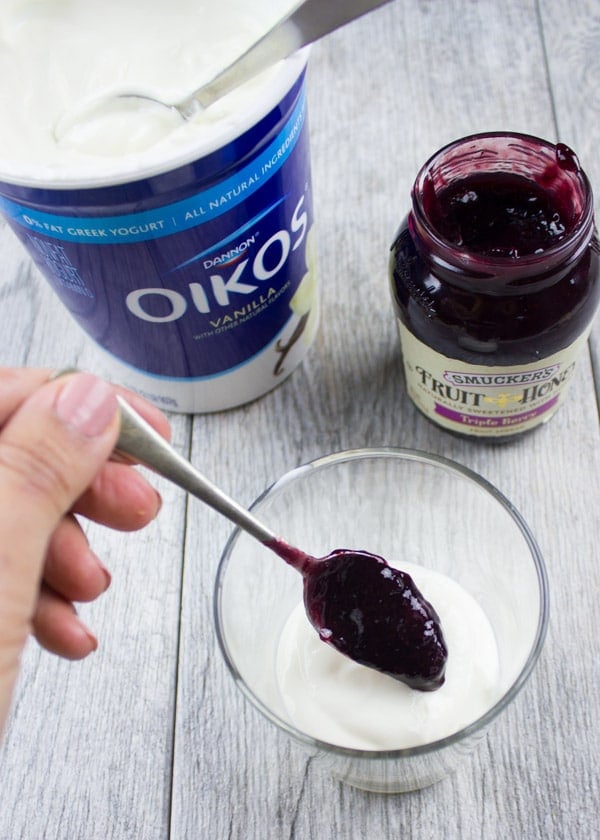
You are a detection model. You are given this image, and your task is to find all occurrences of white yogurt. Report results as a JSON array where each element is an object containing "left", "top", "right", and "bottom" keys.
[
  {"left": 0, "top": 0, "right": 296, "bottom": 181},
  {"left": 276, "top": 563, "right": 502, "bottom": 751}
]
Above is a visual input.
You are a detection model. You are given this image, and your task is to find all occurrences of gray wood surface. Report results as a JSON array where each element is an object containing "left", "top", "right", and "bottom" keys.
[{"left": 0, "top": 1, "right": 599, "bottom": 838}]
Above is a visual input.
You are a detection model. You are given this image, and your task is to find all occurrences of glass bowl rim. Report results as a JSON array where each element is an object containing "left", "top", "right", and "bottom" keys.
[{"left": 213, "top": 446, "right": 549, "bottom": 760}]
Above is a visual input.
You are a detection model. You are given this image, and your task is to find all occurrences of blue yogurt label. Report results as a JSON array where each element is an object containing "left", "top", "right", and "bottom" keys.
[{"left": 1, "top": 79, "right": 316, "bottom": 401}]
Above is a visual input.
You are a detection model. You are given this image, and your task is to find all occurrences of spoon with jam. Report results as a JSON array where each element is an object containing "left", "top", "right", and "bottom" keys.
[{"left": 115, "top": 395, "right": 447, "bottom": 691}]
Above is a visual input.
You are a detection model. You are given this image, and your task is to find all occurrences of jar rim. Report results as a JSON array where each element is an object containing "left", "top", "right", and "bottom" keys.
[{"left": 410, "top": 131, "right": 595, "bottom": 280}]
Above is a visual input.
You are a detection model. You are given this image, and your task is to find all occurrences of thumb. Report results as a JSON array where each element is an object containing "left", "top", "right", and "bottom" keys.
[{"left": 0, "top": 373, "right": 119, "bottom": 718}]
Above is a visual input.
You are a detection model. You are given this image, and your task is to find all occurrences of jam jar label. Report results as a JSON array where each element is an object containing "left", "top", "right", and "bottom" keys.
[{"left": 397, "top": 322, "right": 592, "bottom": 437}]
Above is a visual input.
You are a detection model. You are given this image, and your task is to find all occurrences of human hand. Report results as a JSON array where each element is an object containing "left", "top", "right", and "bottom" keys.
[{"left": 0, "top": 368, "right": 170, "bottom": 733}]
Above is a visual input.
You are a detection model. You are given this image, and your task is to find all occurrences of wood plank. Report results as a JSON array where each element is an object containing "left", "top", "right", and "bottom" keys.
[{"left": 539, "top": 0, "right": 600, "bottom": 412}]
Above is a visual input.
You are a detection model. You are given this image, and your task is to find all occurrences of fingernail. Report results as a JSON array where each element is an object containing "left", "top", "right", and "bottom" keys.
[
  {"left": 154, "top": 490, "right": 163, "bottom": 517},
  {"left": 91, "top": 553, "right": 112, "bottom": 591},
  {"left": 75, "top": 617, "right": 98, "bottom": 652},
  {"left": 55, "top": 373, "right": 118, "bottom": 438},
  {"left": 134, "top": 490, "right": 162, "bottom": 522},
  {"left": 100, "top": 564, "right": 112, "bottom": 591}
]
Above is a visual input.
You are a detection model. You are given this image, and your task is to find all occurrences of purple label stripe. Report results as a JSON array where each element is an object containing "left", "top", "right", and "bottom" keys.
[{"left": 435, "top": 396, "right": 559, "bottom": 429}]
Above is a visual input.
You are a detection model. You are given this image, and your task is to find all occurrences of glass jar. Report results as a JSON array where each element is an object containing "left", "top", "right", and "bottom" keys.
[{"left": 389, "top": 132, "right": 599, "bottom": 439}]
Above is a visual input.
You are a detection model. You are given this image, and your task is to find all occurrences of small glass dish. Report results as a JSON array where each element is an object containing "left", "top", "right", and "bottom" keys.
[{"left": 213, "top": 448, "right": 548, "bottom": 793}]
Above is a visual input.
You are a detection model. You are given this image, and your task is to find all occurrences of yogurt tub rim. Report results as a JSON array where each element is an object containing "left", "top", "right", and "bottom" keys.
[
  {"left": 0, "top": 48, "right": 310, "bottom": 191},
  {"left": 213, "top": 446, "right": 549, "bottom": 760}
]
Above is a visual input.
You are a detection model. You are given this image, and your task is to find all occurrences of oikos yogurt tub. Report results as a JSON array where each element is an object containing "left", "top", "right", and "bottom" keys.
[{"left": 0, "top": 0, "right": 317, "bottom": 412}]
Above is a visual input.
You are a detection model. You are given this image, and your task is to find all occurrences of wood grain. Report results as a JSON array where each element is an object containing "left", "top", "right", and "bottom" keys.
[{"left": 0, "top": 1, "right": 598, "bottom": 838}]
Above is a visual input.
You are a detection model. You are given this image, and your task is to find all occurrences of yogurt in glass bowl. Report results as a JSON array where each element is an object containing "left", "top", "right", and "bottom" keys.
[{"left": 213, "top": 448, "right": 548, "bottom": 793}]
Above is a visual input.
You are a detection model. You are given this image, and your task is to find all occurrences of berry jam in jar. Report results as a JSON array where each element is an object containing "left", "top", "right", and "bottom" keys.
[{"left": 389, "top": 132, "right": 600, "bottom": 439}]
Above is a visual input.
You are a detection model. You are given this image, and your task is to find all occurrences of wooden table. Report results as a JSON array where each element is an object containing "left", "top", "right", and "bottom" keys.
[{"left": 1, "top": 1, "right": 599, "bottom": 837}]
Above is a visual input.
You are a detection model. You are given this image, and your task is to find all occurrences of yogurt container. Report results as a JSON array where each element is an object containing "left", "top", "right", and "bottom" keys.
[{"left": 0, "top": 1, "right": 317, "bottom": 412}]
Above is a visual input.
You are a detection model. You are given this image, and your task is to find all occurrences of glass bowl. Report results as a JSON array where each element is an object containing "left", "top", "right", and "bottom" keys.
[{"left": 213, "top": 448, "right": 548, "bottom": 793}]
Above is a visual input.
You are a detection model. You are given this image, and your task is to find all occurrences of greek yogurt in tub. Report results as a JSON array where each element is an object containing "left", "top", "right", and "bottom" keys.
[{"left": 0, "top": 0, "right": 317, "bottom": 412}]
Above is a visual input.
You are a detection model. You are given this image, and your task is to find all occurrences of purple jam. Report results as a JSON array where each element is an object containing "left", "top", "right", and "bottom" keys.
[
  {"left": 390, "top": 173, "right": 599, "bottom": 367},
  {"left": 427, "top": 173, "right": 569, "bottom": 258},
  {"left": 267, "top": 540, "right": 447, "bottom": 691},
  {"left": 389, "top": 133, "right": 599, "bottom": 440}
]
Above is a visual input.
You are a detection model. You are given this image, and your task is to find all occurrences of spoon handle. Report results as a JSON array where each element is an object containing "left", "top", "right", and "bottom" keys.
[
  {"left": 116, "top": 397, "right": 277, "bottom": 545},
  {"left": 187, "top": 0, "right": 394, "bottom": 112}
]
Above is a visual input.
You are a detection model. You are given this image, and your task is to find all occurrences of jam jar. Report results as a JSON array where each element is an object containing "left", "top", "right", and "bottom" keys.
[{"left": 389, "top": 132, "right": 600, "bottom": 439}]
